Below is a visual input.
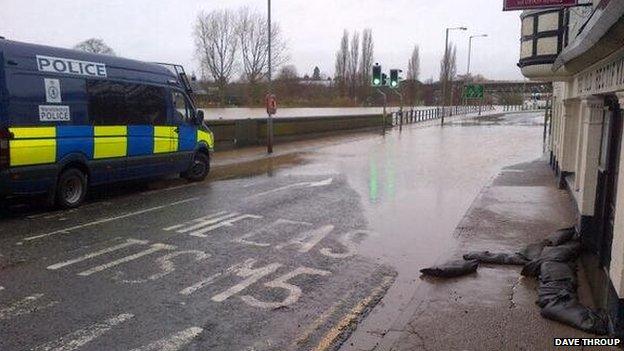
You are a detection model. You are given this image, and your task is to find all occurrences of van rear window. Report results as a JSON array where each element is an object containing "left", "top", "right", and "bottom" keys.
[{"left": 87, "top": 80, "right": 166, "bottom": 125}]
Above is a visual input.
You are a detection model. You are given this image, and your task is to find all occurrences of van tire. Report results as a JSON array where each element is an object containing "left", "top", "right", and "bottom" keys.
[
  {"left": 183, "top": 152, "right": 210, "bottom": 182},
  {"left": 56, "top": 168, "right": 87, "bottom": 209}
]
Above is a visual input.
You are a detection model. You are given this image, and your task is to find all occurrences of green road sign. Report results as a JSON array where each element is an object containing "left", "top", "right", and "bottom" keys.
[{"left": 464, "top": 84, "right": 484, "bottom": 99}]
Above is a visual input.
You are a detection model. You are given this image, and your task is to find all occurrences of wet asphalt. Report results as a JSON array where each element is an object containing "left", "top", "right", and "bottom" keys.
[{"left": 0, "top": 112, "right": 545, "bottom": 351}]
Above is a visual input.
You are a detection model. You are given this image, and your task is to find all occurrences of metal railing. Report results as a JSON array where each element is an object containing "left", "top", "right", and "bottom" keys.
[{"left": 389, "top": 105, "right": 496, "bottom": 126}]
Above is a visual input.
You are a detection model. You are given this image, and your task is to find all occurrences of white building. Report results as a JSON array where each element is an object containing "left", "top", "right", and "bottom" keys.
[{"left": 518, "top": 0, "right": 624, "bottom": 336}]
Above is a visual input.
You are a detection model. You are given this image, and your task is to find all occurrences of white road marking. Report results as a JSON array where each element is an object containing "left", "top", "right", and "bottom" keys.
[
  {"left": 163, "top": 211, "right": 228, "bottom": 231},
  {"left": 78, "top": 243, "right": 175, "bottom": 276},
  {"left": 319, "top": 230, "right": 373, "bottom": 259},
  {"left": 47, "top": 239, "right": 148, "bottom": 270},
  {"left": 179, "top": 259, "right": 252, "bottom": 296},
  {"left": 275, "top": 225, "right": 334, "bottom": 253},
  {"left": 120, "top": 250, "right": 210, "bottom": 284},
  {"left": 233, "top": 219, "right": 311, "bottom": 248},
  {"left": 0, "top": 293, "right": 58, "bottom": 321},
  {"left": 176, "top": 213, "right": 240, "bottom": 233},
  {"left": 130, "top": 327, "right": 203, "bottom": 351},
  {"left": 250, "top": 178, "right": 334, "bottom": 198},
  {"left": 308, "top": 178, "right": 333, "bottom": 187},
  {"left": 189, "top": 214, "right": 263, "bottom": 238},
  {"left": 23, "top": 197, "right": 199, "bottom": 242},
  {"left": 212, "top": 259, "right": 282, "bottom": 302},
  {"left": 32, "top": 313, "right": 134, "bottom": 351},
  {"left": 0, "top": 286, "right": 4, "bottom": 291},
  {"left": 179, "top": 272, "right": 223, "bottom": 296},
  {"left": 241, "top": 267, "right": 331, "bottom": 309}
]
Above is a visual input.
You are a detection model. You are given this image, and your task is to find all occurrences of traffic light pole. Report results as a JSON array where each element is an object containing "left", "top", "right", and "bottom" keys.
[
  {"left": 391, "top": 89, "right": 404, "bottom": 132},
  {"left": 376, "top": 89, "right": 387, "bottom": 135}
]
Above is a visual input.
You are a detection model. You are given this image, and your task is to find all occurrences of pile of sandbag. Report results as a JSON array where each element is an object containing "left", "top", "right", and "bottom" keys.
[{"left": 419, "top": 226, "right": 609, "bottom": 335}]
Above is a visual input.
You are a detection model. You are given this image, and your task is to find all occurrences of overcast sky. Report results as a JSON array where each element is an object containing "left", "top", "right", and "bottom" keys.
[{"left": 1, "top": 0, "right": 526, "bottom": 81}]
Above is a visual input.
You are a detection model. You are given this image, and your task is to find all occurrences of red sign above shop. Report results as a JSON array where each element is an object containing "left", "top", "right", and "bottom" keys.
[{"left": 503, "top": 0, "right": 578, "bottom": 11}]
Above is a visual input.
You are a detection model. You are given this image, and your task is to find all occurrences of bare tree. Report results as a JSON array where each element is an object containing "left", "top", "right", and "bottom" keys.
[
  {"left": 194, "top": 9, "right": 239, "bottom": 106},
  {"left": 359, "top": 29, "right": 374, "bottom": 93},
  {"left": 407, "top": 45, "right": 420, "bottom": 82},
  {"left": 236, "top": 7, "right": 288, "bottom": 86},
  {"left": 73, "top": 38, "right": 115, "bottom": 56},
  {"left": 439, "top": 43, "right": 457, "bottom": 105},
  {"left": 407, "top": 45, "right": 420, "bottom": 104},
  {"left": 347, "top": 31, "right": 360, "bottom": 99},
  {"left": 334, "top": 30, "right": 349, "bottom": 97}
]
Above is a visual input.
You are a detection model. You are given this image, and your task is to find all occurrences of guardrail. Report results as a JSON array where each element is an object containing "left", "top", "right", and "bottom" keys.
[{"left": 389, "top": 105, "right": 496, "bottom": 126}]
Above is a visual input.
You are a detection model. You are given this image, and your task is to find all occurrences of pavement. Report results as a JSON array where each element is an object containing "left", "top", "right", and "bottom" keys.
[
  {"left": 0, "top": 110, "right": 560, "bottom": 351},
  {"left": 380, "top": 159, "right": 609, "bottom": 351}
]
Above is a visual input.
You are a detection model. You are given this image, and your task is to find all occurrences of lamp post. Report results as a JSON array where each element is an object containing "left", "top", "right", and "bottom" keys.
[
  {"left": 467, "top": 34, "right": 488, "bottom": 76},
  {"left": 441, "top": 26, "right": 467, "bottom": 126},
  {"left": 266, "top": 0, "right": 273, "bottom": 154}
]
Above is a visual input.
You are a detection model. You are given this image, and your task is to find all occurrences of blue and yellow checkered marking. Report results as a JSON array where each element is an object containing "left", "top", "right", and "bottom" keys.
[
  {"left": 7, "top": 125, "right": 212, "bottom": 167},
  {"left": 9, "top": 127, "right": 57, "bottom": 166}
]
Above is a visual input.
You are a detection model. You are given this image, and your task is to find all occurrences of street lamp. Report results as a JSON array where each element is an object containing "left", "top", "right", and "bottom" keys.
[
  {"left": 267, "top": 0, "right": 273, "bottom": 154},
  {"left": 441, "top": 26, "right": 467, "bottom": 126},
  {"left": 467, "top": 34, "right": 488, "bottom": 76}
]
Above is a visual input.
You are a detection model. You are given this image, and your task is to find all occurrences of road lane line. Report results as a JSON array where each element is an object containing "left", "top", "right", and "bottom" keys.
[
  {"left": 0, "top": 293, "right": 58, "bottom": 321},
  {"left": 189, "top": 214, "right": 263, "bottom": 238},
  {"left": 176, "top": 212, "right": 240, "bottom": 233},
  {"left": 293, "top": 300, "right": 343, "bottom": 348},
  {"left": 23, "top": 197, "right": 199, "bottom": 242},
  {"left": 78, "top": 243, "right": 175, "bottom": 276},
  {"left": 130, "top": 327, "right": 203, "bottom": 351},
  {"left": 32, "top": 313, "right": 134, "bottom": 351},
  {"left": 249, "top": 177, "right": 333, "bottom": 198},
  {"left": 47, "top": 239, "right": 148, "bottom": 270},
  {"left": 312, "top": 276, "right": 395, "bottom": 351},
  {"left": 179, "top": 259, "right": 253, "bottom": 296},
  {"left": 179, "top": 272, "right": 223, "bottom": 296},
  {"left": 163, "top": 211, "right": 228, "bottom": 231}
]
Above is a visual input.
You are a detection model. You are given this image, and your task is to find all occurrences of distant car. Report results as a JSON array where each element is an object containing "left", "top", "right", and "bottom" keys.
[{"left": 0, "top": 39, "right": 214, "bottom": 208}]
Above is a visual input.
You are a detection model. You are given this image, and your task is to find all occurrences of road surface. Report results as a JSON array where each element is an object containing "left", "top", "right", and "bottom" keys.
[{"left": 0, "top": 112, "right": 544, "bottom": 351}]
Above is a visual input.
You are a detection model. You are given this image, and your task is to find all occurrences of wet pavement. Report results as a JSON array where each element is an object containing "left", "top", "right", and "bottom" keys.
[{"left": 0, "top": 111, "right": 546, "bottom": 350}]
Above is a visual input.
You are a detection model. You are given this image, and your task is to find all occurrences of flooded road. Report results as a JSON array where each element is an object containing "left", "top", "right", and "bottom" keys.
[{"left": 0, "top": 112, "right": 544, "bottom": 350}]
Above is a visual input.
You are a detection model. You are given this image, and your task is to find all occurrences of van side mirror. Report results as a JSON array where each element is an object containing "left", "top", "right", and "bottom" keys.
[{"left": 195, "top": 110, "right": 205, "bottom": 125}]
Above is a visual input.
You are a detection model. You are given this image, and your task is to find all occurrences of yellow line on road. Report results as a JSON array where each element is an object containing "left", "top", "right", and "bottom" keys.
[{"left": 312, "top": 275, "right": 395, "bottom": 351}]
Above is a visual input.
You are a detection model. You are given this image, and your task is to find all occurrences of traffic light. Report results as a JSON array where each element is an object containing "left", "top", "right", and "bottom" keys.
[
  {"left": 372, "top": 64, "right": 382, "bottom": 86},
  {"left": 381, "top": 73, "right": 388, "bottom": 87},
  {"left": 390, "top": 69, "right": 400, "bottom": 88}
]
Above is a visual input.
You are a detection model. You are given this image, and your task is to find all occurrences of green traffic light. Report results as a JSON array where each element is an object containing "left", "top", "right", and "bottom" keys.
[
  {"left": 391, "top": 81, "right": 397, "bottom": 87},
  {"left": 373, "top": 79, "right": 380, "bottom": 85}
]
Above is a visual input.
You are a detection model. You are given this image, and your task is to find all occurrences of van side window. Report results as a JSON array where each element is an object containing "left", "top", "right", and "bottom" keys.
[
  {"left": 87, "top": 81, "right": 166, "bottom": 125},
  {"left": 172, "top": 91, "right": 192, "bottom": 124}
]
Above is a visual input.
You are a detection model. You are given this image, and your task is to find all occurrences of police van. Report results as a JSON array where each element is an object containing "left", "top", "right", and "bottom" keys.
[{"left": 0, "top": 38, "right": 214, "bottom": 208}]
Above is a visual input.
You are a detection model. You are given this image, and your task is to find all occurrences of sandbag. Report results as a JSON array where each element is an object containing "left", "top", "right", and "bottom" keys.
[
  {"left": 517, "top": 241, "right": 546, "bottom": 261},
  {"left": 537, "top": 280, "right": 577, "bottom": 308},
  {"left": 420, "top": 259, "right": 479, "bottom": 278},
  {"left": 539, "top": 261, "right": 577, "bottom": 284},
  {"left": 540, "top": 298, "right": 609, "bottom": 335},
  {"left": 462, "top": 251, "right": 528, "bottom": 265},
  {"left": 521, "top": 241, "right": 581, "bottom": 277},
  {"left": 545, "top": 227, "right": 576, "bottom": 246}
]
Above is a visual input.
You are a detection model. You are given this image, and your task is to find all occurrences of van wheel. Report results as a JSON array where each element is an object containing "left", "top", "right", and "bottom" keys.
[
  {"left": 56, "top": 168, "right": 87, "bottom": 209},
  {"left": 184, "top": 152, "right": 210, "bottom": 182}
]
